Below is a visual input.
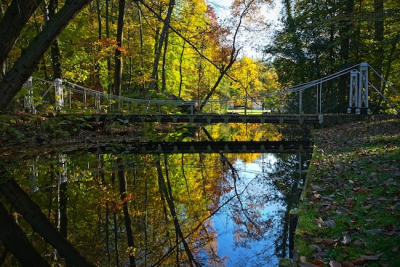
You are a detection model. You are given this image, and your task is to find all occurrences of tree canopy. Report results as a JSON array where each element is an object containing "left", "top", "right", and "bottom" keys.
[
  {"left": 0, "top": 0, "right": 279, "bottom": 112},
  {"left": 265, "top": 0, "right": 400, "bottom": 113}
]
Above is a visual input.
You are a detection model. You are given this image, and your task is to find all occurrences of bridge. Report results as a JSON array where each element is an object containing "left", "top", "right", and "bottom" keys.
[{"left": 22, "top": 62, "right": 399, "bottom": 126}]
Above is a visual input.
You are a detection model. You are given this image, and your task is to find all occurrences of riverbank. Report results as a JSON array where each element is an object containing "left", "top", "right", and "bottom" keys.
[
  {"left": 0, "top": 112, "right": 148, "bottom": 158},
  {"left": 295, "top": 117, "right": 400, "bottom": 267}
]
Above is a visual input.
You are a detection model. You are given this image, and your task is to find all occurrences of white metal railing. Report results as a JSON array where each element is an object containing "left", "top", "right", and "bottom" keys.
[
  {"left": 22, "top": 62, "right": 398, "bottom": 116},
  {"left": 26, "top": 77, "right": 230, "bottom": 115}
]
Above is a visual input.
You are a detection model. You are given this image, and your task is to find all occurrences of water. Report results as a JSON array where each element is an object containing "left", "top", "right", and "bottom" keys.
[{"left": 0, "top": 124, "right": 311, "bottom": 266}]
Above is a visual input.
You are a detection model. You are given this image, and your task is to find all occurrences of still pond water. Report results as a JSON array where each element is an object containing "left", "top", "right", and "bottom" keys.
[{"left": 2, "top": 124, "right": 311, "bottom": 266}]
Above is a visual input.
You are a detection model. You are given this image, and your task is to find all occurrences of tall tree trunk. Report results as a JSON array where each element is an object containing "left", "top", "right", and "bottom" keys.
[
  {"left": 0, "top": 179, "right": 94, "bottom": 266},
  {"left": 148, "top": 0, "right": 175, "bottom": 94},
  {"left": 0, "top": 247, "right": 8, "bottom": 266},
  {"left": 373, "top": 0, "right": 384, "bottom": 109},
  {"left": 161, "top": 28, "right": 169, "bottom": 92},
  {"left": 95, "top": 0, "right": 103, "bottom": 90},
  {"left": 155, "top": 158, "right": 200, "bottom": 267},
  {"left": 106, "top": 0, "right": 112, "bottom": 95},
  {"left": 135, "top": 2, "right": 146, "bottom": 97},
  {"left": 0, "top": 0, "right": 44, "bottom": 70},
  {"left": 48, "top": 0, "right": 62, "bottom": 79},
  {"left": 117, "top": 158, "right": 136, "bottom": 267},
  {"left": 338, "top": 0, "right": 355, "bottom": 112},
  {"left": 111, "top": 172, "right": 119, "bottom": 267},
  {"left": 199, "top": 58, "right": 236, "bottom": 112},
  {"left": 0, "top": 0, "right": 92, "bottom": 111},
  {"left": 59, "top": 182, "right": 68, "bottom": 238},
  {"left": 0, "top": 202, "right": 50, "bottom": 266},
  {"left": 113, "top": 0, "right": 125, "bottom": 96},
  {"left": 178, "top": 43, "right": 186, "bottom": 98},
  {"left": 100, "top": 155, "right": 112, "bottom": 266}
]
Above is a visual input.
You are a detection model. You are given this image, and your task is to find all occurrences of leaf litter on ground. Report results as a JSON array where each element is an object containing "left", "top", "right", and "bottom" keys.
[{"left": 296, "top": 117, "right": 400, "bottom": 267}]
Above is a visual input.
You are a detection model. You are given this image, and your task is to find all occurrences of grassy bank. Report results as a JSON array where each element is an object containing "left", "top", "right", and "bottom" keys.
[{"left": 296, "top": 117, "right": 400, "bottom": 267}]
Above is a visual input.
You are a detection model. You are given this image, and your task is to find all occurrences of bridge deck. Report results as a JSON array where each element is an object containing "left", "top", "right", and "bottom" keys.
[{"left": 85, "top": 113, "right": 322, "bottom": 125}]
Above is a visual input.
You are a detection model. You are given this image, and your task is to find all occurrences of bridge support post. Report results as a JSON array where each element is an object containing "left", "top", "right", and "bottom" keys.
[
  {"left": 55, "top": 78, "right": 64, "bottom": 112},
  {"left": 348, "top": 62, "right": 369, "bottom": 114},
  {"left": 358, "top": 62, "right": 369, "bottom": 114},
  {"left": 24, "top": 77, "right": 36, "bottom": 114}
]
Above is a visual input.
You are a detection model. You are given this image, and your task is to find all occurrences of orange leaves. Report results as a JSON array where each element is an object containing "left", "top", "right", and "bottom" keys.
[
  {"left": 104, "top": 192, "right": 136, "bottom": 211},
  {"left": 97, "top": 38, "right": 118, "bottom": 47}
]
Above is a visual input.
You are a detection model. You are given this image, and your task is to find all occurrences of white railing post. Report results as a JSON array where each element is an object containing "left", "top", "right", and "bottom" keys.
[
  {"left": 69, "top": 88, "right": 72, "bottom": 109},
  {"left": 95, "top": 92, "right": 100, "bottom": 110},
  {"left": 348, "top": 62, "right": 369, "bottom": 114},
  {"left": 359, "top": 62, "right": 369, "bottom": 114},
  {"left": 55, "top": 78, "right": 64, "bottom": 112},
  {"left": 83, "top": 89, "right": 87, "bottom": 109},
  {"left": 348, "top": 69, "right": 359, "bottom": 113},
  {"left": 316, "top": 84, "right": 319, "bottom": 114},
  {"left": 319, "top": 81, "right": 322, "bottom": 114}
]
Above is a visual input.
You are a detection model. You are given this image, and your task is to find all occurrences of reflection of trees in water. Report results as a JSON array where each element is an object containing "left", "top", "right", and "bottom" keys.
[
  {"left": 214, "top": 152, "right": 311, "bottom": 265},
  {"left": 269, "top": 153, "right": 311, "bottom": 259},
  {"left": 0, "top": 150, "right": 309, "bottom": 266}
]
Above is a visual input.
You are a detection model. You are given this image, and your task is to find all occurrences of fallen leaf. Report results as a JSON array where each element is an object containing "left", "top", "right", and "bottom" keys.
[
  {"left": 322, "top": 219, "right": 336, "bottom": 228},
  {"left": 311, "top": 244, "right": 322, "bottom": 253},
  {"left": 360, "top": 253, "right": 384, "bottom": 261},
  {"left": 353, "top": 239, "right": 365, "bottom": 246},
  {"left": 364, "top": 249, "right": 375, "bottom": 255},
  {"left": 333, "top": 164, "right": 341, "bottom": 169},
  {"left": 329, "top": 260, "right": 341, "bottom": 267},
  {"left": 313, "top": 238, "right": 324, "bottom": 243},
  {"left": 312, "top": 185, "right": 323, "bottom": 191},
  {"left": 351, "top": 258, "right": 364, "bottom": 265},
  {"left": 322, "top": 238, "right": 337, "bottom": 246},
  {"left": 340, "top": 235, "right": 352, "bottom": 245},
  {"left": 300, "top": 256, "right": 307, "bottom": 262},
  {"left": 341, "top": 261, "right": 354, "bottom": 267},
  {"left": 311, "top": 259, "right": 324, "bottom": 267},
  {"left": 299, "top": 262, "right": 320, "bottom": 267},
  {"left": 380, "top": 261, "right": 389, "bottom": 267},
  {"left": 384, "top": 231, "right": 397, "bottom": 236}
]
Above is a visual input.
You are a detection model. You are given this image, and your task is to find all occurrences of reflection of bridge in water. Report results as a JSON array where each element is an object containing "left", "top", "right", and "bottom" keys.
[
  {"left": 22, "top": 62, "right": 396, "bottom": 126},
  {"left": 86, "top": 140, "right": 313, "bottom": 154}
]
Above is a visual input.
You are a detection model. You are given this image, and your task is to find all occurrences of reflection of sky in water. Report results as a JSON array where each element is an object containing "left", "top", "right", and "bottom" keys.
[{"left": 210, "top": 153, "right": 287, "bottom": 266}]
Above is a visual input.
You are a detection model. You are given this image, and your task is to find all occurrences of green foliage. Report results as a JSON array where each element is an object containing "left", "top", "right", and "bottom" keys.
[
  {"left": 266, "top": 0, "right": 400, "bottom": 114},
  {"left": 0, "top": 114, "right": 24, "bottom": 140}
]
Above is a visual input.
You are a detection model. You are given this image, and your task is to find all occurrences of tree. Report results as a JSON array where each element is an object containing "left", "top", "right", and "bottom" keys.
[
  {"left": 113, "top": 0, "right": 126, "bottom": 96},
  {"left": 148, "top": 0, "right": 175, "bottom": 95},
  {"left": 48, "top": 0, "right": 63, "bottom": 79},
  {"left": 0, "top": 0, "right": 92, "bottom": 111},
  {"left": 0, "top": 202, "right": 50, "bottom": 266},
  {"left": 266, "top": 0, "right": 400, "bottom": 113},
  {"left": 0, "top": 179, "right": 94, "bottom": 266},
  {"left": 0, "top": 0, "right": 44, "bottom": 79}
]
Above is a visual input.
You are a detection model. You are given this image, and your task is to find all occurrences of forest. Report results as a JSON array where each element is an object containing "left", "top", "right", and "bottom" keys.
[
  {"left": 0, "top": 0, "right": 399, "bottom": 114},
  {"left": 0, "top": 0, "right": 399, "bottom": 266}
]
